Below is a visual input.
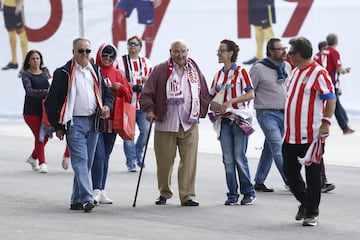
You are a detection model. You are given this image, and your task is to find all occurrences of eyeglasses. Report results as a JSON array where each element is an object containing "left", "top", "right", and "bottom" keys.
[
  {"left": 128, "top": 41, "right": 140, "bottom": 47},
  {"left": 172, "top": 49, "right": 188, "bottom": 57},
  {"left": 77, "top": 49, "right": 91, "bottom": 54},
  {"left": 101, "top": 53, "right": 115, "bottom": 60},
  {"left": 217, "top": 49, "right": 230, "bottom": 54},
  {"left": 271, "top": 47, "right": 288, "bottom": 51}
]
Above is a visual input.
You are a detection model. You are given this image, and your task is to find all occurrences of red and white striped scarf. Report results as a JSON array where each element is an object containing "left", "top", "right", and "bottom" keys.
[
  {"left": 59, "top": 59, "right": 103, "bottom": 125},
  {"left": 166, "top": 58, "right": 200, "bottom": 122},
  {"left": 298, "top": 133, "right": 329, "bottom": 166}
]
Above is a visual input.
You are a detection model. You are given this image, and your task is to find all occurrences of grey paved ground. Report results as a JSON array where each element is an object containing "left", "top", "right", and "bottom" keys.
[{"left": 0, "top": 120, "right": 359, "bottom": 240}]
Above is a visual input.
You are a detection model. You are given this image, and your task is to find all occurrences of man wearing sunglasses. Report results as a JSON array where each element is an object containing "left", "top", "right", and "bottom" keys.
[
  {"left": 116, "top": 35, "right": 152, "bottom": 172},
  {"left": 45, "top": 37, "right": 114, "bottom": 213}
]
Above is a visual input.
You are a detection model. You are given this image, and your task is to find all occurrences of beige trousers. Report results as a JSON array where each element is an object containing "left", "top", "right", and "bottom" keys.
[{"left": 154, "top": 124, "right": 199, "bottom": 203}]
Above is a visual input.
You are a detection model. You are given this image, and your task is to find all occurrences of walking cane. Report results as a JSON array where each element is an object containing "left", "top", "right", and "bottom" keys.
[{"left": 132, "top": 123, "right": 153, "bottom": 207}]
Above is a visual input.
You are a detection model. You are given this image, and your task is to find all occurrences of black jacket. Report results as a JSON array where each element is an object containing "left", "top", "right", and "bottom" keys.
[{"left": 45, "top": 59, "right": 114, "bottom": 132}]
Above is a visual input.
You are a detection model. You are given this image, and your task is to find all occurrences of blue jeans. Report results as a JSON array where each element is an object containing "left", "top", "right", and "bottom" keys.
[
  {"left": 123, "top": 110, "right": 150, "bottom": 168},
  {"left": 219, "top": 119, "right": 255, "bottom": 201},
  {"left": 254, "top": 109, "right": 287, "bottom": 184},
  {"left": 66, "top": 117, "right": 99, "bottom": 204},
  {"left": 92, "top": 132, "right": 117, "bottom": 190}
]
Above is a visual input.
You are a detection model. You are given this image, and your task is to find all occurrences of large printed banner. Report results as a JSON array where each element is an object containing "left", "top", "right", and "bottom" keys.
[
  {"left": 0, "top": 0, "right": 359, "bottom": 115},
  {"left": 23, "top": 0, "right": 314, "bottom": 54}
]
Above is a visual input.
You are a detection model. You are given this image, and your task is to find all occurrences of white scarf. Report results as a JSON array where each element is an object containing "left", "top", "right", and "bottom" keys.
[{"left": 59, "top": 59, "right": 103, "bottom": 127}]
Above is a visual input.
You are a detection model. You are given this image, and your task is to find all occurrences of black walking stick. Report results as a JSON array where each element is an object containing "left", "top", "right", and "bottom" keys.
[{"left": 132, "top": 123, "right": 153, "bottom": 207}]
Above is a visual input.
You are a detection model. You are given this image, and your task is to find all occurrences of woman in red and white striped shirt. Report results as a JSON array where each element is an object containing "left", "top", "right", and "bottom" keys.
[{"left": 209, "top": 39, "right": 256, "bottom": 206}]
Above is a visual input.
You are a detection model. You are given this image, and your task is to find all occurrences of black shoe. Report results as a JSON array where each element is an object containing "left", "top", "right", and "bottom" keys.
[
  {"left": 321, "top": 182, "right": 335, "bottom": 193},
  {"left": 155, "top": 196, "right": 167, "bottom": 205},
  {"left": 295, "top": 205, "right": 306, "bottom": 221},
  {"left": 70, "top": 202, "right": 83, "bottom": 210},
  {"left": 242, "top": 57, "right": 259, "bottom": 65},
  {"left": 224, "top": 198, "right": 238, "bottom": 206},
  {"left": 254, "top": 183, "right": 274, "bottom": 192},
  {"left": 83, "top": 200, "right": 95, "bottom": 212},
  {"left": 181, "top": 199, "right": 199, "bottom": 206},
  {"left": 1, "top": 62, "right": 18, "bottom": 70}
]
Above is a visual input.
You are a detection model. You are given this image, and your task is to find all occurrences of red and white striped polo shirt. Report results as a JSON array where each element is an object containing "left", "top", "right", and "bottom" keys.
[
  {"left": 116, "top": 55, "right": 152, "bottom": 109},
  {"left": 284, "top": 61, "right": 335, "bottom": 144},
  {"left": 210, "top": 64, "right": 254, "bottom": 118}
]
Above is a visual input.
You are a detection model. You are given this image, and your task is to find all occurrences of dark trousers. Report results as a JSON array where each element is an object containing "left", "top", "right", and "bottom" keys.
[
  {"left": 320, "top": 158, "right": 327, "bottom": 183},
  {"left": 282, "top": 142, "right": 322, "bottom": 217},
  {"left": 335, "top": 91, "right": 349, "bottom": 130}
]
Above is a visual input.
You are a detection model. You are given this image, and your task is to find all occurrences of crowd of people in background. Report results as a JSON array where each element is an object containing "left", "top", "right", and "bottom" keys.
[{"left": 13, "top": 26, "right": 353, "bottom": 228}]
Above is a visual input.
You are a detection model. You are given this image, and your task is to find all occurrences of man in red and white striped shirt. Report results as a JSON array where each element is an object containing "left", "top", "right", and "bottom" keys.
[
  {"left": 314, "top": 34, "right": 353, "bottom": 135},
  {"left": 283, "top": 37, "right": 336, "bottom": 227},
  {"left": 116, "top": 35, "right": 152, "bottom": 172}
]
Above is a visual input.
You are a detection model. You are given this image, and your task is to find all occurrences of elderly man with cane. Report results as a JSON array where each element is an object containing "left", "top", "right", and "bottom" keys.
[{"left": 139, "top": 39, "right": 211, "bottom": 206}]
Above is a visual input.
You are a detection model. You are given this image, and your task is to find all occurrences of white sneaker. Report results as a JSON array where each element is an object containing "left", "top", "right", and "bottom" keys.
[
  {"left": 39, "top": 163, "right": 48, "bottom": 173},
  {"left": 62, "top": 156, "right": 70, "bottom": 170},
  {"left": 100, "top": 190, "right": 113, "bottom": 204},
  {"left": 93, "top": 189, "right": 101, "bottom": 205},
  {"left": 26, "top": 156, "right": 40, "bottom": 171},
  {"left": 303, "top": 217, "right": 318, "bottom": 226}
]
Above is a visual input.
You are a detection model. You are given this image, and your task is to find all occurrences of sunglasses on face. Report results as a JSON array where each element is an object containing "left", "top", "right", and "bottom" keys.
[
  {"left": 77, "top": 49, "right": 91, "bottom": 54},
  {"left": 128, "top": 41, "right": 140, "bottom": 47},
  {"left": 101, "top": 53, "right": 115, "bottom": 60}
]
